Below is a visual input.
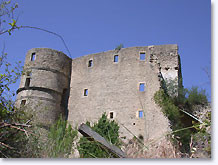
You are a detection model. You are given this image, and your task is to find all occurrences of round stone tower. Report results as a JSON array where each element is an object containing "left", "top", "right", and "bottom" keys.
[{"left": 16, "top": 48, "right": 72, "bottom": 127}]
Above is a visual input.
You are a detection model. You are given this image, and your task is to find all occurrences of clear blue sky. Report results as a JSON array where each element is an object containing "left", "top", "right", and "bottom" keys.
[{"left": 1, "top": 0, "right": 211, "bottom": 100}]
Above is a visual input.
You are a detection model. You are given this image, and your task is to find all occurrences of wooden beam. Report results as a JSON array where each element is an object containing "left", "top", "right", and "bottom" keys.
[{"left": 78, "top": 123, "right": 126, "bottom": 158}]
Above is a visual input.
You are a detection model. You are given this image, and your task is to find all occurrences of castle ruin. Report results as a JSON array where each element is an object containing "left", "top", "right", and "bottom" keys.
[{"left": 16, "top": 44, "right": 182, "bottom": 142}]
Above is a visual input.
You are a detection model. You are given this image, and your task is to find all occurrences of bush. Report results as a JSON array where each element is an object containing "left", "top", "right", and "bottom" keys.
[
  {"left": 78, "top": 113, "right": 121, "bottom": 158},
  {"left": 45, "top": 116, "right": 77, "bottom": 158},
  {"left": 0, "top": 106, "right": 42, "bottom": 158},
  {"left": 115, "top": 44, "right": 124, "bottom": 51},
  {"left": 154, "top": 85, "right": 209, "bottom": 155},
  {"left": 154, "top": 89, "right": 180, "bottom": 125},
  {"left": 187, "top": 87, "right": 208, "bottom": 108}
]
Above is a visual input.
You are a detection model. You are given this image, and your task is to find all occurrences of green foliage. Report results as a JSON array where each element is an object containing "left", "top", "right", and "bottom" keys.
[
  {"left": 1, "top": 2, "right": 27, "bottom": 155},
  {"left": 154, "top": 89, "right": 180, "bottom": 125},
  {"left": 154, "top": 89, "right": 191, "bottom": 152},
  {"left": 187, "top": 87, "right": 208, "bottom": 108},
  {"left": 154, "top": 83, "right": 210, "bottom": 155},
  {"left": 0, "top": 22, "right": 40, "bottom": 157},
  {"left": 45, "top": 116, "right": 77, "bottom": 158},
  {"left": 0, "top": 60, "right": 21, "bottom": 112},
  {"left": 8, "top": 18, "right": 19, "bottom": 35},
  {"left": 78, "top": 113, "right": 121, "bottom": 158},
  {"left": 192, "top": 111, "right": 211, "bottom": 157},
  {"left": 0, "top": 54, "right": 22, "bottom": 124},
  {"left": 162, "top": 79, "right": 208, "bottom": 114},
  {"left": 0, "top": 0, "right": 19, "bottom": 35},
  {"left": 115, "top": 44, "right": 124, "bottom": 51},
  {"left": 0, "top": 48, "right": 32, "bottom": 157},
  {"left": 0, "top": 106, "right": 41, "bottom": 158}
]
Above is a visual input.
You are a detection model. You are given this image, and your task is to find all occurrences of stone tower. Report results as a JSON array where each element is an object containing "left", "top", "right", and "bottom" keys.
[
  {"left": 67, "top": 44, "right": 180, "bottom": 141},
  {"left": 16, "top": 48, "right": 71, "bottom": 127},
  {"left": 16, "top": 44, "right": 181, "bottom": 142}
]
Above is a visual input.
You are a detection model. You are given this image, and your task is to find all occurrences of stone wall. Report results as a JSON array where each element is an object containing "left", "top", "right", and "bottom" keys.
[
  {"left": 16, "top": 48, "right": 72, "bottom": 126},
  {"left": 16, "top": 44, "right": 181, "bottom": 142},
  {"left": 68, "top": 45, "right": 179, "bottom": 141}
]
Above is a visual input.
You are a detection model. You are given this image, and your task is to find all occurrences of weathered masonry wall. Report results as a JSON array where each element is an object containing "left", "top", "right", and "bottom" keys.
[
  {"left": 16, "top": 44, "right": 181, "bottom": 142},
  {"left": 16, "top": 48, "right": 72, "bottom": 126},
  {"left": 149, "top": 44, "right": 179, "bottom": 81},
  {"left": 68, "top": 45, "right": 179, "bottom": 141}
]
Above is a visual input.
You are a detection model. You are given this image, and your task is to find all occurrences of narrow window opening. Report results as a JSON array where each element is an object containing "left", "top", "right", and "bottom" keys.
[
  {"left": 21, "top": 100, "right": 26, "bottom": 106},
  {"left": 61, "top": 89, "right": 68, "bottom": 107},
  {"left": 60, "top": 89, "right": 69, "bottom": 119},
  {"left": 31, "top": 52, "right": 36, "bottom": 61},
  {"left": 139, "top": 83, "right": 145, "bottom": 92},
  {"left": 84, "top": 89, "right": 88, "bottom": 96},
  {"left": 139, "top": 134, "right": 144, "bottom": 141},
  {"left": 109, "top": 112, "right": 114, "bottom": 119},
  {"left": 88, "top": 60, "right": 93, "bottom": 67},
  {"left": 25, "top": 78, "right": 30, "bottom": 87},
  {"left": 140, "top": 52, "right": 146, "bottom": 60},
  {"left": 27, "top": 72, "right": 32, "bottom": 77},
  {"left": 133, "top": 123, "right": 136, "bottom": 125},
  {"left": 165, "top": 67, "right": 170, "bottom": 71},
  {"left": 139, "top": 110, "right": 143, "bottom": 118},
  {"left": 114, "top": 55, "right": 119, "bottom": 62},
  {"left": 175, "top": 67, "right": 179, "bottom": 70}
]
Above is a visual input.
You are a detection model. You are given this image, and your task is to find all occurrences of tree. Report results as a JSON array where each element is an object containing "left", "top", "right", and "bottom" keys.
[
  {"left": 0, "top": 0, "right": 38, "bottom": 158},
  {"left": 0, "top": 0, "right": 75, "bottom": 158},
  {"left": 0, "top": 46, "right": 40, "bottom": 157},
  {"left": 154, "top": 83, "right": 210, "bottom": 157},
  {"left": 77, "top": 113, "right": 121, "bottom": 158},
  {"left": 0, "top": 0, "right": 18, "bottom": 35}
]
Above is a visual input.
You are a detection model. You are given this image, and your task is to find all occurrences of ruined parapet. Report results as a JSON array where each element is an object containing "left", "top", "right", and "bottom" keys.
[
  {"left": 149, "top": 44, "right": 182, "bottom": 95},
  {"left": 16, "top": 48, "right": 72, "bottom": 127}
]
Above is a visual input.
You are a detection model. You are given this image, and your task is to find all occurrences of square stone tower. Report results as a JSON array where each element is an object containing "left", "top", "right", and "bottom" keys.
[{"left": 67, "top": 44, "right": 181, "bottom": 141}]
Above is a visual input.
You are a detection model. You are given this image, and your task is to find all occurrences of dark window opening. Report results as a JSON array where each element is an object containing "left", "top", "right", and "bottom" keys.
[
  {"left": 139, "top": 110, "right": 143, "bottom": 118},
  {"left": 31, "top": 52, "right": 36, "bottom": 61},
  {"left": 138, "top": 134, "right": 144, "bottom": 141},
  {"left": 21, "top": 100, "right": 26, "bottom": 106},
  {"left": 60, "top": 88, "right": 69, "bottom": 119},
  {"left": 139, "top": 83, "right": 145, "bottom": 92},
  {"left": 61, "top": 89, "right": 68, "bottom": 107},
  {"left": 84, "top": 89, "right": 88, "bottom": 96},
  {"left": 165, "top": 67, "right": 170, "bottom": 71},
  {"left": 140, "top": 52, "right": 146, "bottom": 60},
  {"left": 27, "top": 72, "right": 32, "bottom": 77},
  {"left": 88, "top": 60, "right": 93, "bottom": 67},
  {"left": 121, "top": 136, "right": 126, "bottom": 139},
  {"left": 109, "top": 112, "right": 114, "bottom": 119},
  {"left": 25, "top": 78, "right": 30, "bottom": 87},
  {"left": 175, "top": 67, "right": 179, "bottom": 70},
  {"left": 133, "top": 123, "right": 136, "bottom": 125},
  {"left": 114, "top": 55, "right": 119, "bottom": 62}
]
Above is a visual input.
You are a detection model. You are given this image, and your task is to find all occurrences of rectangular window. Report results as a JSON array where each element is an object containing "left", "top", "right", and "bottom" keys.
[
  {"left": 139, "top": 110, "right": 143, "bottom": 118},
  {"left": 84, "top": 89, "right": 88, "bottom": 96},
  {"left": 114, "top": 55, "right": 119, "bottom": 62},
  {"left": 139, "top": 83, "right": 145, "bottom": 92},
  {"left": 25, "top": 78, "right": 30, "bottom": 87},
  {"left": 88, "top": 60, "right": 93, "bottom": 67},
  {"left": 31, "top": 53, "right": 36, "bottom": 61},
  {"left": 109, "top": 112, "right": 114, "bottom": 119},
  {"left": 140, "top": 52, "right": 146, "bottom": 60},
  {"left": 21, "top": 100, "right": 26, "bottom": 106}
]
